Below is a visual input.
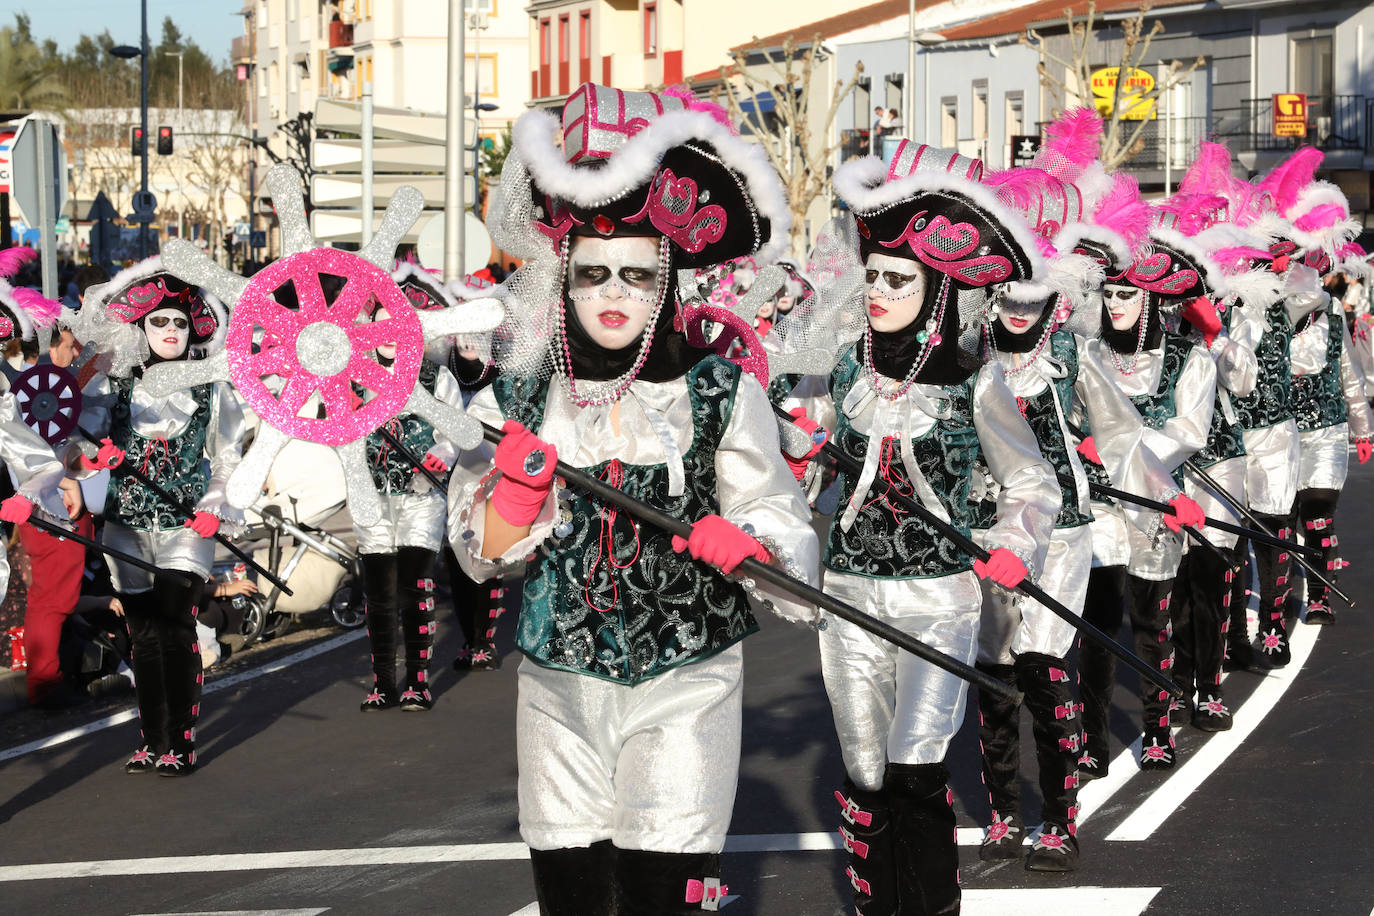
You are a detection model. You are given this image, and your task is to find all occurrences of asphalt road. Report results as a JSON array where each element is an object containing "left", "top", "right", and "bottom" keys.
[{"left": 2, "top": 460, "right": 1373, "bottom": 916}]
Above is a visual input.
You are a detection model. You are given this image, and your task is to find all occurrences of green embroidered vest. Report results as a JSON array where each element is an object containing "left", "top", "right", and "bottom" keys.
[
  {"left": 365, "top": 361, "right": 441, "bottom": 493},
  {"left": 1291, "top": 301, "right": 1348, "bottom": 433},
  {"left": 1231, "top": 301, "right": 1294, "bottom": 430},
  {"left": 107, "top": 379, "right": 212, "bottom": 531}
]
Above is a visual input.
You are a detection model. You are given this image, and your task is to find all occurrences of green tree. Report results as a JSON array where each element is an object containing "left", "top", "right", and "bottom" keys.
[{"left": 0, "top": 13, "right": 69, "bottom": 113}]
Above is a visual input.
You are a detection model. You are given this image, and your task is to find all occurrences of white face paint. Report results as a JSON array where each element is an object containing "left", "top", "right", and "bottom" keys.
[
  {"left": 997, "top": 297, "right": 1048, "bottom": 336},
  {"left": 144, "top": 306, "right": 190, "bottom": 360},
  {"left": 371, "top": 305, "right": 398, "bottom": 361},
  {"left": 568, "top": 235, "right": 661, "bottom": 350},
  {"left": 864, "top": 252, "right": 927, "bottom": 333},
  {"left": 1104, "top": 283, "right": 1145, "bottom": 331}
]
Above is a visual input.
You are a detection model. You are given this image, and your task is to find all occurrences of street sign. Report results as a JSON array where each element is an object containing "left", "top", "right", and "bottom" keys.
[
  {"left": 11, "top": 118, "right": 67, "bottom": 225},
  {"left": 234, "top": 221, "right": 250, "bottom": 239},
  {"left": 311, "top": 174, "right": 450, "bottom": 208},
  {"left": 1089, "top": 66, "right": 1157, "bottom": 121},
  {"left": 1273, "top": 93, "right": 1308, "bottom": 138},
  {"left": 310, "top": 209, "right": 427, "bottom": 244},
  {"left": 1010, "top": 135, "right": 1041, "bottom": 167},
  {"left": 250, "top": 230, "right": 267, "bottom": 249},
  {"left": 85, "top": 191, "right": 118, "bottom": 223},
  {"left": 311, "top": 138, "right": 449, "bottom": 173},
  {"left": 9, "top": 117, "right": 65, "bottom": 303},
  {"left": 0, "top": 128, "right": 15, "bottom": 194},
  {"left": 131, "top": 189, "right": 158, "bottom": 217},
  {"left": 315, "top": 98, "right": 478, "bottom": 148}
]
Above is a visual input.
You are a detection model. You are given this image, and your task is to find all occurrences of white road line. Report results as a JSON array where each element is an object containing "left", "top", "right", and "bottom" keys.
[
  {"left": 963, "top": 886, "right": 1161, "bottom": 913},
  {"left": 129, "top": 911, "right": 330, "bottom": 916},
  {"left": 0, "top": 629, "right": 366, "bottom": 764},
  {"left": 1107, "top": 622, "right": 1319, "bottom": 841}
]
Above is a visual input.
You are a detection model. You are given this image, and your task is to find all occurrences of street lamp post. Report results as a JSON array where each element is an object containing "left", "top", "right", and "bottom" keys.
[
  {"left": 109, "top": 0, "right": 150, "bottom": 259},
  {"left": 167, "top": 50, "right": 185, "bottom": 114}
]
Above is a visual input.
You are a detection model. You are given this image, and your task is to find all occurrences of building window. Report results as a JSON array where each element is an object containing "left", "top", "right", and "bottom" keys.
[
  {"left": 579, "top": 11, "right": 592, "bottom": 84},
  {"left": 1004, "top": 91, "right": 1024, "bottom": 136},
  {"left": 1291, "top": 30, "right": 1334, "bottom": 117},
  {"left": 539, "top": 16, "right": 551, "bottom": 96},
  {"left": 466, "top": 53, "right": 498, "bottom": 97},
  {"left": 559, "top": 15, "right": 569, "bottom": 63},
  {"left": 464, "top": 0, "right": 494, "bottom": 10},
  {"left": 644, "top": 3, "right": 657, "bottom": 57},
  {"left": 972, "top": 81, "right": 988, "bottom": 139},
  {"left": 940, "top": 97, "right": 958, "bottom": 147}
]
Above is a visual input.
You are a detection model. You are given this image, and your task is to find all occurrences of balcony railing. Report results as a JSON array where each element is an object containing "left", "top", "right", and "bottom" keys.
[
  {"left": 840, "top": 128, "right": 872, "bottom": 162},
  {"left": 1219, "top": 95, "right": 1366, "bottom": 153},
  {"left": 231, "top": 35, "right": 251, "bottom": 64}
]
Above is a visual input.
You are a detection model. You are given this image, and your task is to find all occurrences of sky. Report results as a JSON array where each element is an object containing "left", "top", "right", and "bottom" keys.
[{"left": 2, "top": 0, "right": 244, "bottom": 61}]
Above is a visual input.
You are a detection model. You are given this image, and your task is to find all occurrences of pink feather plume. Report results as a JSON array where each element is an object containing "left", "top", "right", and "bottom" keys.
[
  {"left": 1158, "top": 192, "right": 1229, "bottom": 236},
  {"left": 663, "top": 85, "right": 738, "bottom": 134},
  {"left": 1294, "top": 203, "right": 1347, "bottom": 232},
  {"left": 985, "top": 167, "right": 1054, "bottom": 210},
  {"left": 0, "top": 246, "right": 37, "bottom": 280},
  {"left": 1213, "top": 246, "right": 1273, "bottom": 273},
  {"left": 11, "top": 286, "right": 62, "bottom": 327},
  {"left": 1338, "top": 242, "right": 1366, "bottom": 258},
  {"left": 1041, "top": 107, "right": 1102, "bottom": 167},
  {"left": 1178, "top": 142, "right": 1236, "bottom": 199},
  {"left": 1091, "top": 174, "right": 1151, "bottom": 252},
  {"left": 1258, "top": 146, "right": 1323, "bottom": 214}
]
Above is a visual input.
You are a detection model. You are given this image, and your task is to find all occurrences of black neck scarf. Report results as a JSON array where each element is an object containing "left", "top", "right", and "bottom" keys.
[
  {"left": 1101, "top": 295, "right": 1163, "bottom": 354},
  {"left": 990, "top": 299, "right": 1054, "bottom": 354},
  {"left": 869, "top": 284, "right": 978, "bottom": 386}
]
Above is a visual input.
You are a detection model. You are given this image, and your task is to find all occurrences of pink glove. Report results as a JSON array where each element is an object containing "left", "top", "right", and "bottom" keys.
[
  {"left": 0, "top": 495, "right": 33, "bottom": 524},
  {"left": 185, "top": 511, "right": 221, "bottom": 539},
  {"left": 1163, "top": 494, "right": 1205, "bottom": 533},
  {"left": 490, "top": 420, "right": 558, "bottom": 527},
  {"left": 1358, "top": 438, "right": 1373, "bottom": 465},
  {"left": 671, "top": 514, "right": 771, "bottom": 575},
  {"left": 973, "top": 548, "right": 1028, "bottom": 588},
  {"left": 1075, "top": 436, "right": 1101, "bottom": 466},
  {"left": 79, "top": 438, "right": 125, "bottom": 471},
  {"left": 422, "top": 452, "right": 449, "bottom": 474},
  {"left": 784, "top": 407, "right": 828, "bottom": 483},
  {"left": 1181, "top": 296, "right": 1222, "bottom": 346}
]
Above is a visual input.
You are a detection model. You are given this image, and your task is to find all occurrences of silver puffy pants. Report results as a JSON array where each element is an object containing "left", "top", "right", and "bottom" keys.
[
  {"left": 977, "top": 523, "right": 1092, "bottom": 665},
  {"left": 1242, "top": 419, "right": 1300, "bottom": 516},
  {"left": 354, "top": 490, "right": 446, "bottom": 555},
  {"left": 819, "top": 569, "right": 982, "bottom": 791},
  {"left": 516, "top": 646, "right": 743, "bottom": 853},
  {"left": 104, "top": 521, "right": 214, "bottom": 593},
  {"left": 1298, "top": 423, "right": 1349, "bottom": 491}
]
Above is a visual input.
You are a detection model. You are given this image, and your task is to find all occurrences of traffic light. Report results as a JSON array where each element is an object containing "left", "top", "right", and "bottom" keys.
[
  {"left": 130, "top": 126, "right": 145, "bottom": 157},
  {"left": 157, "top": 126, "right": 173, "bottom": 155}
]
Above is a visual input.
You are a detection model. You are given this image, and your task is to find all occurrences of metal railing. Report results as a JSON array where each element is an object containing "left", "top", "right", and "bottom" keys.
[
  {"left": 1221, "top": 95, "right": 1366, "bottom": 153},
  {"left": 841, "top": 128, "right": 872, "bottom": 162}
]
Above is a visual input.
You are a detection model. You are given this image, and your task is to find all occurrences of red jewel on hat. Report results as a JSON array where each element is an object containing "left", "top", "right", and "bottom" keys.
[
  {"left": 856, "top": 217, "right": 870, "bottom": 239},
  {"left": 593, "top": 214, "right": 615, "bottom": 236}
]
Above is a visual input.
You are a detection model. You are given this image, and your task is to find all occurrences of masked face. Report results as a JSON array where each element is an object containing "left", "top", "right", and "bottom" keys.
[
  {"left": 997, "top": 297, "right": 1047, "bottom": 336},
  {"left": 864, "top": 252, "right": 927, "bottom": 333},
  {"left": 371, "top": 305, "right": 398, "bottom": 361},
  {"left": 145, "top": 307, "right": 190, "bottom": 361},
  {"left": 568, "top": 236, "right": 661, "bottom": 350},
  {"left": 1104, "top": 283, "right": 1145, "bottom": 331}
]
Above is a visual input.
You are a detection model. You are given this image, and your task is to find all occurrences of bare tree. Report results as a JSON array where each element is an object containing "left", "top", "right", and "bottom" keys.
[
  {"left": 711, "top": 35, "right": 864, "bottom": 259},
  {"left": 1021, "top": 2, "right": 1204, "bottom": 171}
]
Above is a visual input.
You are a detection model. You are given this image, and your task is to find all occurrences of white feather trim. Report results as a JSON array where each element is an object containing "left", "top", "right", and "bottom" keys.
[
  {"left": 1223, "top": 267, "right": 1283, "bottom": 309},
  {"left": 1053, "top": 221, "right": 1131, "bottom": 268},
  {"left": 832, "top": 154, "right": 1048, "bottom": 283},
  {"left": 0, "top": 279, "right": 35, "bottom": 341},
  {"left": 512, "top": 107, "right": 793, "bottom": 265},
  {"left": 392, "top": 262, "right": 459, "bottom": 309}
]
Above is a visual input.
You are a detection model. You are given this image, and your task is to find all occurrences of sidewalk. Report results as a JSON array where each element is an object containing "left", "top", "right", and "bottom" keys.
[{"left": 0, "top": 667, "right": 27, "bottom": 715}]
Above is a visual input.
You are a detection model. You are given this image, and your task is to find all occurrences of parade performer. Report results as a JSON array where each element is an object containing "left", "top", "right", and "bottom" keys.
[
  {"left": 449, "top": 83, "right": 818, "bottom": 915},
  {"left": 1277, "top": 184, "right": 1371, "bottom": 626},
  {"left": 353, "top": 264, "right": 466, "bottom": 711},
  {"left": 782, "top": 140, "right": 1061, "bottom": 914},
  {"left": 443, "top": 276, "right": 506, "bottom": 671},
  {"left": 1075, "top": 215, "right": 1217, "bottom": 776},
  {"left": 73, "top": 259, "right": 244, "bottom": 776},
  {"left": 0, "top": 254, "right": 85, "bottom": 703},
  {"left": 969, "top": 120, "right": 1199, "bottom": 867}
]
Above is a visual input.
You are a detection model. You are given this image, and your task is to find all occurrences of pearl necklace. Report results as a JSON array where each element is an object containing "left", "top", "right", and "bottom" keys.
[
  {"left": 863, "top": 273, "right": 950, "bottom": 402},
  {"left": 1106, "top": 307, "right": 1150, "bottom": 376},
  {"left": 554, "top": 235, "right": 672, "bottom": 408}
]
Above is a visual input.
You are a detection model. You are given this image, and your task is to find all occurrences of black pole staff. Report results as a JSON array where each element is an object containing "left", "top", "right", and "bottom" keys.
[
  {"left": 478, "top": 422, "right": 1019, "bottom": 702},
  {"left": 376, "top": 425, "right": 449, "bottom": 496},
  {"left": 1073, "top": 475, "right": 1320, "bottom": 558},
  {"left": 79, "top": 429, "right": 293, "bottom": 595},
  {"left": 24, "top": 513, "right": 201, "bottom": 587},
  {"left": 771, "top": 405, "right": 1184, "bottom": 699},
  {"left": 1183, "top": 457, "right": 1354, "bottom": 608}
]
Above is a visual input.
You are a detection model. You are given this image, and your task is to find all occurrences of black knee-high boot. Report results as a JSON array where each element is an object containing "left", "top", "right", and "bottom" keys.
[
  {"left": 1126, "top": 575, "right": 1177, "bottom": 770},
  {"left": 1251, "top": 511, "right": 1295, "bottom": 666},
  {"left": 154, "top": 576, "right": 203, "bottom": 776},
  {"left": 123, "top": 590, "right": 166, "bottom": 773},
  {"left": 1078, "top": 566, "right": 1126, "bottom": 780},
  {"left": 886, "top": 762, "right": 959, "bottom": 916},
  {"left": 1168, "top": 553, "right": 1200, "bottom": 721},
  {"left": 529, "top": 841, "right": 616, "bottom": 916},
  {"left": 1016, "top": 653, "right": 1081, "bottom": 871},
  {"left": 397, "top": 546, "right": 438, "bottom": 710},
  {"left": 975, "top": 663, "right": 1023, "bottom": 860},
  {"left": 615, "top": 849, "right": 726, "bottom": 916},
  {"left": 1171, "top": 546, "right": 1236, "bottom": 730},
  {"left": 360, "top": 552, "right": 399, "bottom": 709},
  {"left": 1223, "top": 539, "right": 1254, "bottom": 671},
  {"left": 1297, "top": 487, "right": 1341, "bottom": 625},
  {"left": 836, "top": 778, "right": 898, "bottom": 916}
]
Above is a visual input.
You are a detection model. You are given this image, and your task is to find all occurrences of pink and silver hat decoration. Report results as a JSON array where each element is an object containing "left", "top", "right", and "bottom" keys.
[
  {"left": 0, "top": 247, "right": 61, "bottom": 345},
  {"left": 135, "top": 163, "right": 504, "bottom": 527}
]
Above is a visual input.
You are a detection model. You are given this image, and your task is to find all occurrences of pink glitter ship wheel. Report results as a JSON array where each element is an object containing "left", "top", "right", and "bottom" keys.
[{"left": 227, "top": 248, "right": 423, "bottom": 447}]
